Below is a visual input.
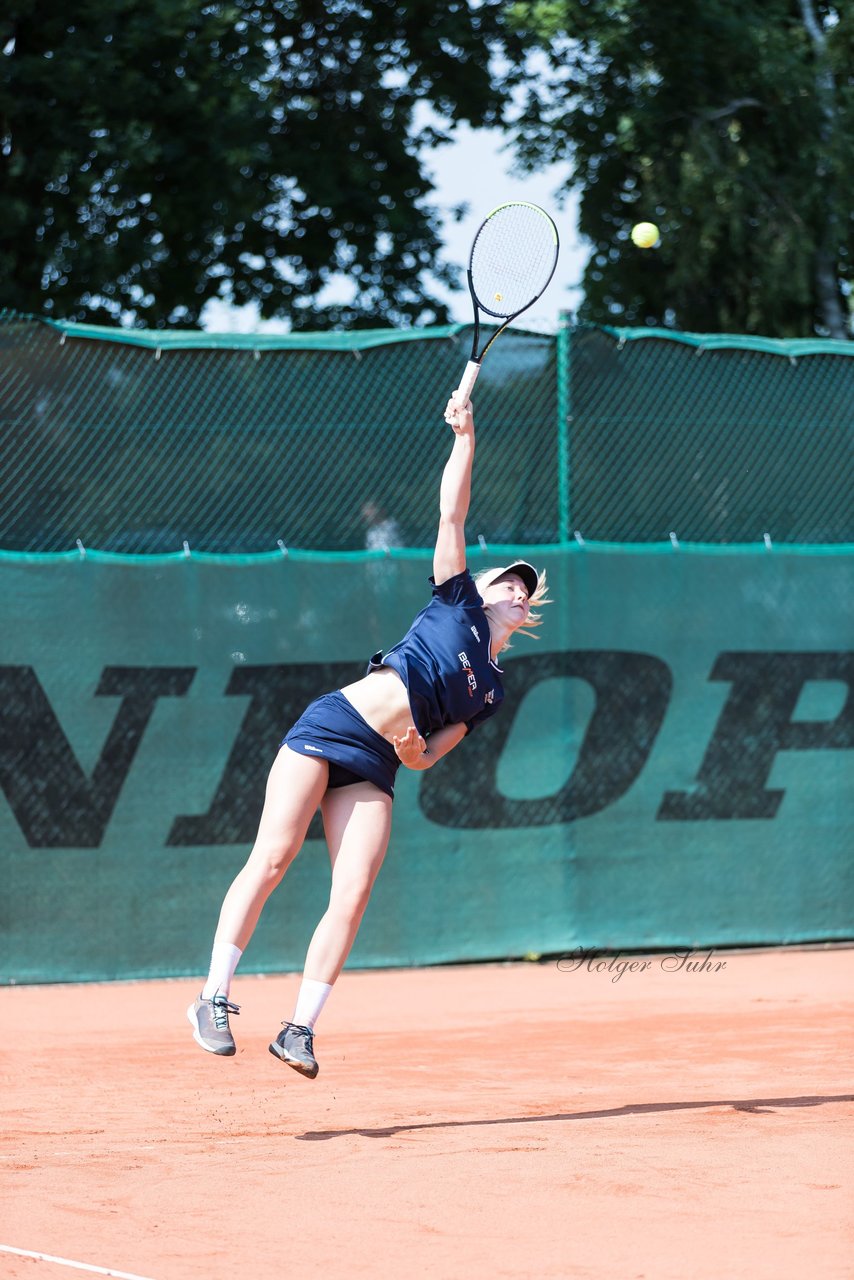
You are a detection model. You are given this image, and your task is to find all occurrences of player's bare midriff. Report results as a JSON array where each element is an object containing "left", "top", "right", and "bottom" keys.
[{"left": 339, "top": 666, "right": 418, "bottom": 743}]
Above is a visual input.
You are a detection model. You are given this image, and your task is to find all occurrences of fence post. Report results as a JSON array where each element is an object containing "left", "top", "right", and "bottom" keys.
[{"left": 556, "top": 310, "right": 572, "bottom": 544}]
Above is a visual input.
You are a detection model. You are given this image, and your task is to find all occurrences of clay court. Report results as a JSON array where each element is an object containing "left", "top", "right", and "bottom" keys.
[{"left": 1, "top": 945, "right": 852, "bottom": 1280}]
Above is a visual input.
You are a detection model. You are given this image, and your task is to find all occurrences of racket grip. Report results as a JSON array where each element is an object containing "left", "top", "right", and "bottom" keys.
[{"left": 455, "top": 360, "right": 481, "bottom": 403}]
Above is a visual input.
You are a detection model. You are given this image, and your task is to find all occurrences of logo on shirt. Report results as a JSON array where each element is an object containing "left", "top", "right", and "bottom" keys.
[
  {"left": 470, "top": 625, "right": 480, "bottom": 641},
  {"left": 458, "top": 650, "right": 477, "bottom": 697},
  {"left": 484, "top": 689, "right": 495, "bottom": 705},
  {"left": 303, "top": 744, "right": 324, "bottom": 753}
]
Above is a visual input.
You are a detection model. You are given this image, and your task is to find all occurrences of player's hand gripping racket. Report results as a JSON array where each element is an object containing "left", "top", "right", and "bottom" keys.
[{"left": 455, "top": 201, "right": 559, "bottom": 401}]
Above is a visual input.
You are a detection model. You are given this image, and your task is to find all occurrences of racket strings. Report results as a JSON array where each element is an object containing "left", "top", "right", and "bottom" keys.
[{"left": 470, "top": 204, "right": 558, "bottom": 317}]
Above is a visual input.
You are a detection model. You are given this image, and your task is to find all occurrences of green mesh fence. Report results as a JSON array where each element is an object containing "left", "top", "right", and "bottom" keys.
[
  {"left": 1, "top": 311, "right": 851, "bottom": 553},
  {"left": 0, "top": 312, "right": 557, "bottom": 553},
  {"left": 569, "top": 327, "right": 854, "bottom": 543}
]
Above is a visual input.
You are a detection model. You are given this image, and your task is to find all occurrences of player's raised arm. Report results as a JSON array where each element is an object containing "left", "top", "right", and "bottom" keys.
[{"left": 433, "top": 396, "right": 474, "bottom": 586}]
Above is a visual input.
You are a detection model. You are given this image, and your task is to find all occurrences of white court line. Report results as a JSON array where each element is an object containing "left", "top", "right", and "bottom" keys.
[{"left": 0, "top": 1244, "right": 157, "bottom": 1280}]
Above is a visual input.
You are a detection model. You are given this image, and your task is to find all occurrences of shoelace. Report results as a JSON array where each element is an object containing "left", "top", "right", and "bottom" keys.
[
  {"left": 284, "top": 1021, "right": 314, "bottom": 1054},
  {"left": 211, "top": 997, "right": 240, "bottom": 1030}
]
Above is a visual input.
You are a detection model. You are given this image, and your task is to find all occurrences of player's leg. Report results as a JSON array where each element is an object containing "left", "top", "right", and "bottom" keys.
[
  {"left": 308, "top": 780, "right": 393, "bottom": 981},
  {"left": 211, "top": 746, "right": 330, "bottom": 950},
  {"left": 188, "top": 746, "right": 329, "bottom": 1056},
  {"left": 269, "top": 780, "right": 392, "bottom": 1077}
]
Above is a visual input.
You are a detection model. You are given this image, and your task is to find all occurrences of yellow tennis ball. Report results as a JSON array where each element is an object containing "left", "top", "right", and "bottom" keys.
[{"left": 631, "top": 221, "right": 659, "bottom": 249}]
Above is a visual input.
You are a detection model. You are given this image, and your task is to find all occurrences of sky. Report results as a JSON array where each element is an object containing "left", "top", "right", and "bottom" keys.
[
  {"left": 200, "top": 124, "right": 587, "bottom": 335},
  {"left": 411, "top": 122, "right": 585, "bottom": 328}
]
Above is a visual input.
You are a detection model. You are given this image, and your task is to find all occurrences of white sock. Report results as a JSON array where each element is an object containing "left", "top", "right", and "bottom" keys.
[
  {"left": 201, "top": 942, "right": 243, "bottom": 1000},
  {"left": 292, "top": 978, "right": 333, "bottom": 1029}
]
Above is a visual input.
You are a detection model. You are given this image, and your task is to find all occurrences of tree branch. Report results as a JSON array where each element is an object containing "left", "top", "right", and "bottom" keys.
[
  {"left": 699, "top": 97, "right": 762, "bottom": 123},
  {"left": 798, "top": 0, "right": 848, "bottom": 338}
]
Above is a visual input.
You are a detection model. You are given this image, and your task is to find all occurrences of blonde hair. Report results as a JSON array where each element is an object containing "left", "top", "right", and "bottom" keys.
[{"left": 473, "top": 567, "right": 552, "bottom": 653}]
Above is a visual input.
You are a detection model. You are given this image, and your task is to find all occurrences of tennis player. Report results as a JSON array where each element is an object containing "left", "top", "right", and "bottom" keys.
[{"left": 188, "top": 393, "right": 550, "bottom": 1078}]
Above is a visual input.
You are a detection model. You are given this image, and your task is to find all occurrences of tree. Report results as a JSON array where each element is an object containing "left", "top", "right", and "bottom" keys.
[
  {"left": 0, "top": 0, "right": 522, "bottom": 328},
  {"left": 507, "top": 0, "right": 852, "bottom": 337}
]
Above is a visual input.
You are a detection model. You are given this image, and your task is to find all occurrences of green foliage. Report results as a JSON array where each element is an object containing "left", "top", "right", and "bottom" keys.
[
  {"left": 508, "top": 0, "right": 852, "bottom": 337},
  {"left": 0, "top": 0, "right": 522, "bottom": 327}
]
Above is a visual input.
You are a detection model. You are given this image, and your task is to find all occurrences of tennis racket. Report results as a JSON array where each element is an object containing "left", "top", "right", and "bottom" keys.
[{"left": 455, "top": 201, "right": 559, "bottom": 401}]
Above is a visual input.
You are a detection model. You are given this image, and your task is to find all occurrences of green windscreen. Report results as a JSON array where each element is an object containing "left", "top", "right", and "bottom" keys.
[{"left": 1, "top": 546, "right": 851, "bottom": 983}]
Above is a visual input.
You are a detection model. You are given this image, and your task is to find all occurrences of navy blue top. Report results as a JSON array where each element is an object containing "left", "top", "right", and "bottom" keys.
[{"left": 369, "top": 569, "right": 505, "bottom": 737}]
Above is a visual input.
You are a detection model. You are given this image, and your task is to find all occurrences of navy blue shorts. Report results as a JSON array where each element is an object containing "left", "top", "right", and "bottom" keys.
[{"left": 281, "top": 690, "right": 400, "bottom": 799}]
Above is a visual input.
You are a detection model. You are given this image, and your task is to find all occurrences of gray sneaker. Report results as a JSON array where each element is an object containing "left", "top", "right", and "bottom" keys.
[
  {"left": 268, "top": 1021, "right": 319, "bottom": 1078},
  {"left": 187, "top": 994, "right": 240, "bottom": 1056}
]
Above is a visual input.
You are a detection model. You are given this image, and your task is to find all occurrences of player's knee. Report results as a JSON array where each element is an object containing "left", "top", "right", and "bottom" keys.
[
  {"left": 247, "top": 841, "right": 298, "bottom": 886},
  {"left": 329, "top": 877, "right": 373, "bottom": 922}
]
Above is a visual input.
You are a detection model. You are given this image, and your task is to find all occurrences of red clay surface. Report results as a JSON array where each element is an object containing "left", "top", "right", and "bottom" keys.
[{"left": 1, "top": 947, "right": 852, "bottom": 1280}]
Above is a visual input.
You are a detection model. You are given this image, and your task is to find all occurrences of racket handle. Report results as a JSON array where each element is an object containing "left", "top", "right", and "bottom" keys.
[{"left": 455, "top": 360, "right": 481, "bottom": 403}]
